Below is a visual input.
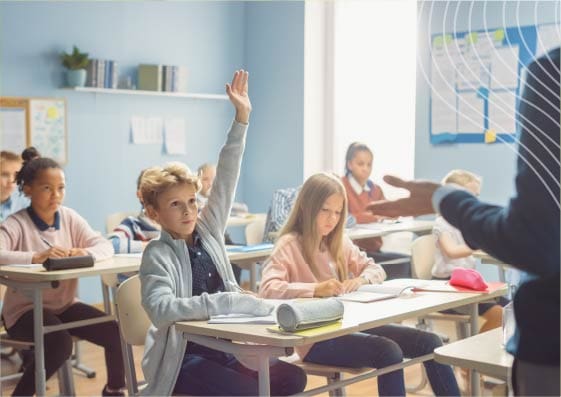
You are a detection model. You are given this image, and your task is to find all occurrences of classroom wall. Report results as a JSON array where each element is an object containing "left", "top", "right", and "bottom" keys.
[
  {"left": 415, "top": 0, "right": 559, "bottom": 204},
  {"left": 1, "top": 1, "right": 247, "bottom": 302},
  {"left": 242, "top": 1, "right": 305, "bottom": 212},
  {"left": 415, "top": 0, "right": 559, "bottom": 281}
]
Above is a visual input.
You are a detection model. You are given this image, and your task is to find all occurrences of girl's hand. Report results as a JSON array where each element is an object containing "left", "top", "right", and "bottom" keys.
[
  {"left": 314, "top": 279, "right": 344, "bottom": 297},
  {"left": 342, "top": 277, "right": 368, "bottom": 293},
  {"left": 32, "top": 247, "right": 68, "bottom": 263},
  {"left": 226, "top": 70, "right": 252, "bottom": 124},
  {"left": 68, "top": 248, "right": 88, "bottom": 257}
]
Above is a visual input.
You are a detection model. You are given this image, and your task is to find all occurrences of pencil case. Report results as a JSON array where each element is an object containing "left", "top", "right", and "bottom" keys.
[
  {"left": 276, "top": 298, "right": 344, "bottom": 332},
  {"left": 43, "top": 255, "right": 95, "bottom": 271}
]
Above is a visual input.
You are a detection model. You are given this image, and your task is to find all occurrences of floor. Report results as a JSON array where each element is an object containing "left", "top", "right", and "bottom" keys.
[{"left": 1, "top": 317, "right": 507, "bottom": 396}]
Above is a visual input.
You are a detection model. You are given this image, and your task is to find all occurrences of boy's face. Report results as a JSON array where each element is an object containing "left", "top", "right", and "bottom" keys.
[
  {"left": 146, "top": 183, "right": 198, "bottom": 240},
  {"left": 1, "top": 159, "right": 22, "bottom": 202},
  {"left": 316, "top": 193, "right": 344, "bottom": 237},
  {"left": 347, "top": 150, "right": 373, "bottom": 185},
  {"left": 200, "top": 167, "right": 216, "bottom": 197}
]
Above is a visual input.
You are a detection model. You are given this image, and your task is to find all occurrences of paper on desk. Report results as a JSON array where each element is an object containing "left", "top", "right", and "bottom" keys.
[
  {"left": 208, "top": 314, "right": 276, "bottom": 324},
  {"left": 6, "top": 264, "right": 43, "bottom": 269}
]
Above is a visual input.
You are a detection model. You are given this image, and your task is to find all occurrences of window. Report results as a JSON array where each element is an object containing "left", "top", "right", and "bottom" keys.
[{"left": 305, "top": 0, "right": 417, "bottom": 199}]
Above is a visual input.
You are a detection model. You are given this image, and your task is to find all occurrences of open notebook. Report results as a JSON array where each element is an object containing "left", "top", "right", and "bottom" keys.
[{"left": 337, "top": 278, "right": 506, "bottom": 303}]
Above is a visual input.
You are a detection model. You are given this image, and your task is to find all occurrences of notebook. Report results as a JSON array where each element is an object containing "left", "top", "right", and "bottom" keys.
[{"left": 226, "top": 243, "right": 274, "bottom": 253}]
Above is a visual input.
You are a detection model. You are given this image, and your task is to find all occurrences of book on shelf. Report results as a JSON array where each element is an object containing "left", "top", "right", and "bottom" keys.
[{"left": 138, "top": 64, "right": 162, "bottom": 91}]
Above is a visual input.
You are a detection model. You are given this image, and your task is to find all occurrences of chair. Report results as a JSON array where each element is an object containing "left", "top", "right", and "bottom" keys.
[
  {"left": 411, "top": 235, "right": 471, "bottom": 338},
  {"left": 245, "top": 213, "right": 267, "bottom": 245},
  {"left": 115, "top": 275, "right": 151, "bottom": 396},
  {"left": 106, "top": 211, "right": 138, "bottom": 234}
]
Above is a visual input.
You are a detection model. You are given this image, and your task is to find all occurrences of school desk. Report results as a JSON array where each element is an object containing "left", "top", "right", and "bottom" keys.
[
  {"left": 176, "top": 286, "right": 507, "bottom": 396},
  {"left": 0, "top": 256, "right": 139, "bottom": 396}
]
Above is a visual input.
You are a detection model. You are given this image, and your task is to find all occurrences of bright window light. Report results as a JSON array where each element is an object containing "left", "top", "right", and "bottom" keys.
[{"left": 333, "top": 0, "right": 417, "bottom": 199}]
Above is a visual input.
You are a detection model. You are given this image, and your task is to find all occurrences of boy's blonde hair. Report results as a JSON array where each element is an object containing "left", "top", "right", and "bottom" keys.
[
  {"left": 0, "top": 150, "right": 21, "bottom": 164},
  {"left": 280, "top": 173, "right": 349, "bottom": 280},
  {"left": 140, "top": 162, "right": 201, "bottom": 209},
  {"left": 442, "top": 169, "right": 482, "bottom": 188}
]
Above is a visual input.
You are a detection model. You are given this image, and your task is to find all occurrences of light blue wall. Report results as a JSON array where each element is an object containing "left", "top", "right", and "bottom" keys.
[
  {"left": 1, "top": 1, "right": 248, "bottom": 302},
  {"left": 415, "top": 0, "right": 559, "bottom": 204},
  {"left": 415, "top": 1, "right": 559, "bottom": 281},
  {"left": 242, "top": 1, "right": 305, "bottom": 212}
]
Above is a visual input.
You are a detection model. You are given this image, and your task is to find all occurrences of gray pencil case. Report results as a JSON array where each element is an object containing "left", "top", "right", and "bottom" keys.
[{"left": 276, "top": 298, "right": 344, "bottom": 332}]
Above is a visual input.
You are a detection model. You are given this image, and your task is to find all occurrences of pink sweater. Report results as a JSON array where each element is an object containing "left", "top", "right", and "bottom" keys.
[
  {"left": 0, "top": 206, "right": 113, "bottom": 328},
  {"left": 259, "top": 232, "right": 386, "bottom": 358}
]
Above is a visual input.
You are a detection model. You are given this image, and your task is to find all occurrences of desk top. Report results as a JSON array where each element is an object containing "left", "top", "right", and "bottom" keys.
[
  {"left": 0, "top": 256, "right": 140, "bottom": 282},
  {"left": 434, "top": 328, "right": 513, "bottom": 380},
  {"left": 176, "top": 286, "right": 507, "bottom": 348},
  {"left": 346, "top": 219, "right": 434, "bottom": 241}
]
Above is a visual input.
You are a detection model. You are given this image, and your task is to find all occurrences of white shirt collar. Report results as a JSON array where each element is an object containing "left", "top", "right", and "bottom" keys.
[{"left": 348, "top": 174, "right": 370, "bottom": 195}]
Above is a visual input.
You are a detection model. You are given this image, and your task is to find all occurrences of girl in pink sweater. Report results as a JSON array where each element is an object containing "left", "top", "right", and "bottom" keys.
[
  {"left": 0, "top": 147, "right": 124, "bottom": 397},
  {"left": 259, "top": 173, "right": 459, "bottom": 396}
]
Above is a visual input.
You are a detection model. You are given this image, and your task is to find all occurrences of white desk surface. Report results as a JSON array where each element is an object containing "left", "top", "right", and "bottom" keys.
[
  {"left": 346, "top": 219, "right": 434, "bottom": 240},
  {"left": 0, "top": 256, "right": 140, "bottom": 282},
  {"left": 176, "top": 286, "right": 507, "bottom": 348},
  {"left": 434, "top": 328, "right": 513, "bottom": 380}
]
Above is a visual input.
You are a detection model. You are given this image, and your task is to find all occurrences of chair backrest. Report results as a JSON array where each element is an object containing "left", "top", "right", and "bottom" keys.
[
  {"left": 410, "top": 235, "right": 437, "bottom": 280},
  {"left": 245, "top": 213, "right": 267, "bottom": 245},
  {"left": 106, "top": 211, "right": 138, "bottom": 234},
  {"left": 116, "top": 275, "right": 151, "bottom": 346}
]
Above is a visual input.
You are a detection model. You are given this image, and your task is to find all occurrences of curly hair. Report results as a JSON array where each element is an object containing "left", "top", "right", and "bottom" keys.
[{"left": 140, "top": 162, "right": 201, "bottom": 208}]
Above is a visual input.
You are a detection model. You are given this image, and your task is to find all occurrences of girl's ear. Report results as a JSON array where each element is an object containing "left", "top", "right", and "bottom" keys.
[{"left": 22, "top": 184, "right": 32, "bottom": 198}]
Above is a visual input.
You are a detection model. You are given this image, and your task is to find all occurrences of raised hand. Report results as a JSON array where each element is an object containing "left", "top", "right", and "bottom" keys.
[
  {"left": 226, "top": 70, "right": 252, "bottom": 124},
  {"left": 366, "top": 175, "right": 441, "bottom": 218}
]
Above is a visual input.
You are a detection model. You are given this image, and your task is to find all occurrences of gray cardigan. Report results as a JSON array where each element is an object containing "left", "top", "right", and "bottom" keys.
[{"left": 139, "top": 120, "right": 271, "bottom": 396}]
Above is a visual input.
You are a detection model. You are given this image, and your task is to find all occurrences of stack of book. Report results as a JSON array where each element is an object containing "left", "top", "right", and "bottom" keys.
[
  {"left": 138, "top": 64, "right": 188, "bottom": 92},
  {"left": 86, "top": 59, "right": 118, "bottom": 89}
]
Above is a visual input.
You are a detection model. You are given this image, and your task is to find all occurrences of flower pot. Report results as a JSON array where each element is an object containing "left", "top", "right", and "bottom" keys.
[{"left": 66, "top": 69, "right": 87, "bottom": 87}]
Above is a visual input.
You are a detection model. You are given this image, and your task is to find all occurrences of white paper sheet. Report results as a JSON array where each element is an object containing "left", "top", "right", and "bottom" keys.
[
  {"left": 488, "top": 90, "right": 517, "bottom": 134},
  {"left": 131, "top": 116, "right": 163, "bottom": 144},
  {"left": 0, "top": 108, "right": 26, "bottom": 152},
  {"left": 164, "top": 118, "right": 186, "bottom": 155},
  {"left": 490, "top": 46, "right": 520, "bottom": 90},
  {"left": 431, "top": 90, "right": 457, "bottom": 134},
  {"left": 536, "top": 24, "right": 561, "bottom": 58},
  {"left": 457, "top": 92, "right": 484, "bottom": 134}
]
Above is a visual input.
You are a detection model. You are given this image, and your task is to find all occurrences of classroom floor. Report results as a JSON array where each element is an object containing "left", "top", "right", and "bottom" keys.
[{"left": 0, "top": 318, "right": 507, "bottom": 396}]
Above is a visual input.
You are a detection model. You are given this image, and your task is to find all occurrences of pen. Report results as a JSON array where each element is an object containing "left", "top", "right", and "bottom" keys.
[{"left": 40, "top": 237, "right": 54, "bottom": 248}]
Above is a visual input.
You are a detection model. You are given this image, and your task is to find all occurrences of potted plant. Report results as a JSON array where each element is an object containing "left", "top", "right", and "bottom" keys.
[{"left": 60, "top": 46, "right": 90, "bottom": 87}]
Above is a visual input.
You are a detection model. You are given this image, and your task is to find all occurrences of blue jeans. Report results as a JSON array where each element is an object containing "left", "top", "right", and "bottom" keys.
[
  {"left": 304, "top": 324, "right": 459, "bottom": 396},
  {"left": 173, "top": 344, "right": 307, "bottom": 396}
]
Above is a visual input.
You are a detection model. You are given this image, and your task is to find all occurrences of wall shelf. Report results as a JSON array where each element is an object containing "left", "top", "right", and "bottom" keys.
[{"left": 63, "top": 86, "right": 229, "bottom": 100}]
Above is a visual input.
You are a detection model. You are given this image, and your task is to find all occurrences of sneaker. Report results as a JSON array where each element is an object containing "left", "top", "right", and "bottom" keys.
[{"left": 101, "top": 385, "right": 125, "bottom": 397}]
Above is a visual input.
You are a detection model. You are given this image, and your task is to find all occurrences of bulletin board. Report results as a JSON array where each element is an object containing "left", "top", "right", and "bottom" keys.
[
  {"left": 429, "top": 23, "right": 560, "bottom": 144},
  {"left": 0, "top": 97, "right": 67, "bottom": 164}
]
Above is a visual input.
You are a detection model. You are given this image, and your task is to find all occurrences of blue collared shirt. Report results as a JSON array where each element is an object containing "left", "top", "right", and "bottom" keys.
[
  {"left": 26, "top": 206, "right": 61, "bottom": 231},
  {"left": 0, "top": 191, "right": 30, "bottom": 223}
]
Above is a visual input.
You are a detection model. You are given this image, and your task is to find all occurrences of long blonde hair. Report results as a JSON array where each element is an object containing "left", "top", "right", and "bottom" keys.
[{"left": 280, "top": 173, "right": 348, "bottom": 280}]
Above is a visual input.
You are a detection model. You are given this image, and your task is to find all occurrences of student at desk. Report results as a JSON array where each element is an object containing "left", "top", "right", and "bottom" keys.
[
  {"left": 0, "top": 150, "right": 29, "bottom": 222},
  {"left": 341, "top": 142, "right": 410, "bottom": 278},
  {"left": 433, "top": 169, "right": 507, "bottom": 333},
  {"left": 138, "top": 70, "right": 306, "bottom": 396},
  {"left": 0, "top": 147, "right": 125, "bottom": 396},
  {"left": 259, "top": 173, "right": 459, "bottom": 397},
  {"left": 107, "top": 168, "right": 161, "bottom": 254}
]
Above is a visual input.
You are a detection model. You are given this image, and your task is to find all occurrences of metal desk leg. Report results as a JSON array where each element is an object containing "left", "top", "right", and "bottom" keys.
[
  {"left": 257, "top": 355, "right": 271, "bottom": 397},
  {"left": 469, "top": 303, "right": 481, "bottom": 396},
  {"left": 33, "top": 289, "right": 46, "bottom": 396},
  {"left": 250, "top": 262, "right": 258, "bottom": 292}
]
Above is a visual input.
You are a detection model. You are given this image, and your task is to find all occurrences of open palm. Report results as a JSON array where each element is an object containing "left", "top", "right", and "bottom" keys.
[{"left": 226, "top": 70, "right": 252, "bottom": 123}]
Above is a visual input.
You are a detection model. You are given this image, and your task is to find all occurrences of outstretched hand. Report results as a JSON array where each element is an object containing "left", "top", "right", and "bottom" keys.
[
  {"left": 365, "top": 175, "right": 441, "bottom": 217},
  {"left": 226, "top": 70, "right": 252, "bottom": 124}
]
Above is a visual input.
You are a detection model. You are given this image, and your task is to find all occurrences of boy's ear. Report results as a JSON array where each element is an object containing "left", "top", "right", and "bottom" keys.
[{"left": 145, "top": 205, "right": 158, "bottom": 222}]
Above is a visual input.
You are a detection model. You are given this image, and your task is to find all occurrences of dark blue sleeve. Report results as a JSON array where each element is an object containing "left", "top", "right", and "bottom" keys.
[{"left": 440, "top": 49, "right": 560, "bottom": 278}]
